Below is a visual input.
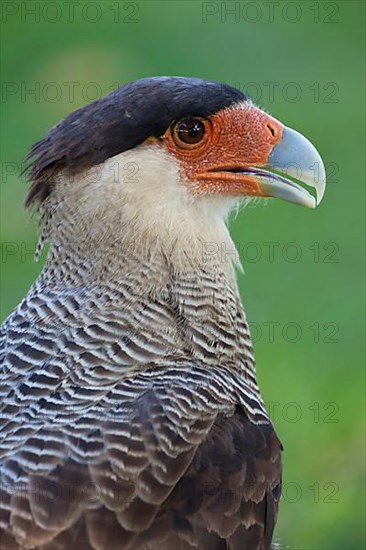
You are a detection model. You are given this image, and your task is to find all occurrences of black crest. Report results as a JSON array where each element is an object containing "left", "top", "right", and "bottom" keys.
[{"left": 24, "top": 77, "right": 246, "bottom": 207}]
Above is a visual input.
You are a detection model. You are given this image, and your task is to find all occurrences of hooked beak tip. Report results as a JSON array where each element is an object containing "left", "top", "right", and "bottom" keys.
[{"left": 266, "top": 126, "right": 327, "bottom": 208}]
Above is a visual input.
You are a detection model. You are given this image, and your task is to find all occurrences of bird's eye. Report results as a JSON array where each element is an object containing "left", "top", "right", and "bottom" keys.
[{"left": 173, "top": 118, "right": 206, "bottom": 147}]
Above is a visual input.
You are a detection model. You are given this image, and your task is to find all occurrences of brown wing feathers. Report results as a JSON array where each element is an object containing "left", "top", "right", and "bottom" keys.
[{"left": 1, "top": 369, "right": 281, "bottom": 549}]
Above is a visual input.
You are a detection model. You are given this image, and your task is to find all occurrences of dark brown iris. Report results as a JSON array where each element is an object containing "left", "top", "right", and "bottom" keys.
[{"left": 174, "top": 117, "right": 206, "bottom": 146}]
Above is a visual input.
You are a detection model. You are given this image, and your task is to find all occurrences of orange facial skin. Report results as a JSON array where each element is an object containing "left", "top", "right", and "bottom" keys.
[{"left": 161, "top": 103, "right": 284, "bottom": 197}]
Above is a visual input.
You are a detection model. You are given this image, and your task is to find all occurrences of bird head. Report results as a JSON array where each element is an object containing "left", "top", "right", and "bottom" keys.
[{"left": 25, "top": 77, "right": 326, "bottom": 263}]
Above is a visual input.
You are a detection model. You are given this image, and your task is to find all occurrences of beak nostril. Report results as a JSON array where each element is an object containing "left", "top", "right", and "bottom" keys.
[{"left": 267, "top": 123, "right": 276, "bottom": 138}]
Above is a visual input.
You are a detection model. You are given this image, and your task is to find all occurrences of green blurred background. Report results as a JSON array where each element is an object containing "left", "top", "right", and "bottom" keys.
[{"left": 1, "top": 1, "right": 365, "bottom": 548}]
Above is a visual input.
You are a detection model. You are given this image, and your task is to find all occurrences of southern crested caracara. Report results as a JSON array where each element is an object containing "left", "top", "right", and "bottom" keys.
[{"left": 0, "top": 77, "right": 326, "bottom": 550}]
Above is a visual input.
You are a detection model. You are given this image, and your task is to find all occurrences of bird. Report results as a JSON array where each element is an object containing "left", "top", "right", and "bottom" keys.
[{"left": 0, "top": 76, "right": 326, "bottom": 550}]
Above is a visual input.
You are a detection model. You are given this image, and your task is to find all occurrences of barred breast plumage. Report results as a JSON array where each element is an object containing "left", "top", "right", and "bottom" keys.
[{"left": 1, "top": 240, "right": 281, "bottom": 549}]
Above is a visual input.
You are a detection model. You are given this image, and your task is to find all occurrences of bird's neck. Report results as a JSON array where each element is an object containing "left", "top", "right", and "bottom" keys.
[{"left": 34, "top": 198, "right": 259, "bottom": 390}]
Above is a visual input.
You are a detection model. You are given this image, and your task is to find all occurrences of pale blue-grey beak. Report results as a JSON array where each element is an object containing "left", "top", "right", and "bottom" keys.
[{"left": 258, "top": 127, "right": 326, "bottom": 208}]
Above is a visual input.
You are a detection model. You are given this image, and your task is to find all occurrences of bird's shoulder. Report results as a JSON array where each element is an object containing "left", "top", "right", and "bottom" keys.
[
  {"left": 1, "top": 280, "right": 280, "bottom": 549},
  {"left": 1, "top": 359, "right": 281, "bottom": 549}
]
